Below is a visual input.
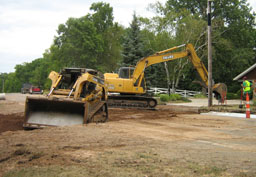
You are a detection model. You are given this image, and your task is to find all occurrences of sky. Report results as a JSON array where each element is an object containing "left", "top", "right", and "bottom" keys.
[{"left": 0, "top": 0, "right": 256, "bottom": 73}]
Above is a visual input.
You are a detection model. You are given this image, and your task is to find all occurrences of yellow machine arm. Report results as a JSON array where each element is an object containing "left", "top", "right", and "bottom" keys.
[
  {"left": 48, "top": 71, "right": 62, "bottom": 96},
  {"left": 74, "top": 72, "right": 107, "bottom": 101},
  {"left": 131, "top": 43, "right": 226, "bottom": 100},
  {"left": 132, "top": 44, "right": 208, "bottom": 87}
]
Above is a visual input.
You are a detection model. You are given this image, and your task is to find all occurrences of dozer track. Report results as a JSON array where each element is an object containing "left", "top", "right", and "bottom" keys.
[{"left": 107, "top": 95, "right": 157, "bottom": 109}]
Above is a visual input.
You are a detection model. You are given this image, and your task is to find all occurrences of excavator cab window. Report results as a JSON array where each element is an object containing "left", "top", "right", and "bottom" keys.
[{"left": 118, "top": 67, "right": 134, "bottom": 79}]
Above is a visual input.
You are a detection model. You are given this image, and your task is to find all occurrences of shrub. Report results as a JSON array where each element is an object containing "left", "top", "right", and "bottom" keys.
[
  {"left": 153, "top": 93, "right": 161, "bottom": 97},
  {"left": 193, "top": 93, "right": 207, "bottom": 98},
  {"left": 160, "top": 93, "right": 185, "bottom": 102},
  {"left": 226, "top": 93, "right": 239, "bottom": 100},
  {"left": 160, "top": 94, "right": 170, "bottom": 102},
  {"left": 169, "top": 94, "right": 181, "bottom": 101}
]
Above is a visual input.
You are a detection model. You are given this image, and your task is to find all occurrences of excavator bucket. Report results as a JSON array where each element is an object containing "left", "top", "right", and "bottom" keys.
[
  {"left": 23, "top": 96, "right": 108, "bottom": 129},
  {"left": 213, "top": 83, "right": 227, "bottom": 103}
]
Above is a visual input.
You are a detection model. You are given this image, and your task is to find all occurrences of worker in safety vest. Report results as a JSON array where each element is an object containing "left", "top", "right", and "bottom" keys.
[{"left": 242, "top": 76, "right": 251, "bottom": 96}]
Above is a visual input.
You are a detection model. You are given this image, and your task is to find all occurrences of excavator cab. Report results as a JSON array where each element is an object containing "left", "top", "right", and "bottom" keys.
[{"left": 118, "top": 67, "right": 134, "bottom": 79}]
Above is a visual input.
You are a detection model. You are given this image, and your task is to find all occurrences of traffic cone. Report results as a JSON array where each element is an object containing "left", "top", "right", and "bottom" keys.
[{"left": 246, "top": 92, "right": 250, "bottom": 119}]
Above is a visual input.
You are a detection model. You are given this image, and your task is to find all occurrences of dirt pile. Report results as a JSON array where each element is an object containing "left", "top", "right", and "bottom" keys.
[{"left": 0, "top": 113, "right": 24, "bottom": 134}]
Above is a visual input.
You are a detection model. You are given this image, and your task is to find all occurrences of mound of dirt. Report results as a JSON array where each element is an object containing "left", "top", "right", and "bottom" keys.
[
  {"left": 0, "top": 108, "right": 182, "bottom": 134},
  {"left": 0, "top": 113, "right": 24, "bottom": 133}
]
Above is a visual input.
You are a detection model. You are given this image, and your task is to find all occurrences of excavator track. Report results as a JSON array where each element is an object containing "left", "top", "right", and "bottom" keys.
[{"left": 107, "top": 95, "right": 157, "bottom": 109}]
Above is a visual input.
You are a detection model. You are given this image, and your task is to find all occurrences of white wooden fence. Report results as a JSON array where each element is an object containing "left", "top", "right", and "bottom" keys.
[{"left": 147, "top": 87, "right": 201, "bottom": 98}]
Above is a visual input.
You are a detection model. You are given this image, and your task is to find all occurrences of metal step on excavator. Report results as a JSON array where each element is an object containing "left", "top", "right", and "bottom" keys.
[{"left": 23, "top": 68, "right": 108, "bottom": 129}]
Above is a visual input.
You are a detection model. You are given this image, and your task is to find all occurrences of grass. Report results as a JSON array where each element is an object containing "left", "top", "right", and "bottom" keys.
[
  {"left": 186, "top": 162, "right": 227, "bottom": 176},
  {"left": 4, "top": 150, "right": 230, "bottom": 177}
]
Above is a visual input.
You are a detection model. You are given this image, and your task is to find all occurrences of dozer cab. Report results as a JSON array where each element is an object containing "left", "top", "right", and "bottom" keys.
[{"left": 23, "top": 68, "right": 108, "bottom": 128}]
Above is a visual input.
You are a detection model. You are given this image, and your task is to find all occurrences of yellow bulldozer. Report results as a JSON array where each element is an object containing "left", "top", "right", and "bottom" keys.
[
  {"left": 104, "top": 43, "right": 227, "bottom": 108},
  {"left": 23, "top": 68, "right": 108, "bottom": 128}
]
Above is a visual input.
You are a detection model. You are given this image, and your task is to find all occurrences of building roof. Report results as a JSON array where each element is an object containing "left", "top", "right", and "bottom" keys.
[{"left": 233, "top": 63, "right": 256, "bottom": 81}]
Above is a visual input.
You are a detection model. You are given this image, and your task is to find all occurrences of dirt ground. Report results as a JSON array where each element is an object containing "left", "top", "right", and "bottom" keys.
[{"left": 0, "top": 94, "right": 256, "bottom": 177}]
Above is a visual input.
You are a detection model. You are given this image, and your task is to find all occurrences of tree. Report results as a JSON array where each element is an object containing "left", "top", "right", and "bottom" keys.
[
  {"left": 122, "top": 13, "right": 145, "bottom": 66},
  {"left": 50, "top": 2, "right": 123, "bottom": 72},
  {"left": 0, "top": 73, "right": 7, "bottom": 93},
  {"left": 88, "top": 2, "right": 114, "bottom": 33},
  {"left": 166, "top": 0, "right": 255, "bottom": 91},
  {"left": 53, "top": 16, "right": 103, "bottom": 69},
  {"left": 145, "top": 0, "right": 256, "bottom": 92},
  {"left": 87, "top": 2, "right": 123, "bottom": 72}
]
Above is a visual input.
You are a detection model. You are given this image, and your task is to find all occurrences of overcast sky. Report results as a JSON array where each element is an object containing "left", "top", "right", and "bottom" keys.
[{"left": 0, "top": 0, "right": 255, "bottom": 73}]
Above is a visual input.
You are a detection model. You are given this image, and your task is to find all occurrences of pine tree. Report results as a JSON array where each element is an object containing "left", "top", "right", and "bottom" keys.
[{"left": 122, "top": 13, "right": 145, "bottom": 66}]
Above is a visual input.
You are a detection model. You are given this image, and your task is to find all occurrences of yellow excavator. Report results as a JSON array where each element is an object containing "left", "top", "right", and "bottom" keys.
[
  {"left": 23, "top": 68, "right": 108, "bottom": 128},
  {"left": 104, "top": 43, "right": 227, "bottom": 108}
]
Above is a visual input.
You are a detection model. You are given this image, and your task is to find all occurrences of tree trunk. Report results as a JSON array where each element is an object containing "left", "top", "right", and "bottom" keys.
[{"left": 164, "top": 62, "right": 171, "bottom": 95}]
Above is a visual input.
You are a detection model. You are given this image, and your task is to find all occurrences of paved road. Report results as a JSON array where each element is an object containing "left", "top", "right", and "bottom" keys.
[
  {"left": 5, "top": 93, "right": 27, "bottom": 103},
  {"left": 167, "top": 98, "right": 241, "bottom": 107},
  {"left": 5, "top": 93, "right": 44, "bottom": 103},
  {"left": 3, "top": 93, "right": 242, "bottom": 107}
]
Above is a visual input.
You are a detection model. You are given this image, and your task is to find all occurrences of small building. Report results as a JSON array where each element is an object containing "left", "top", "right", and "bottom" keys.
[{"left": 233, "top": 63, "right": 256, "bottom": 100}]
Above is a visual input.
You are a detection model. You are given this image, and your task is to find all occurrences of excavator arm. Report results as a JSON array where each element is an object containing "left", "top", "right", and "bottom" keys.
[{"left": 132, "top": 43, "right": 226, "bottom": 101}]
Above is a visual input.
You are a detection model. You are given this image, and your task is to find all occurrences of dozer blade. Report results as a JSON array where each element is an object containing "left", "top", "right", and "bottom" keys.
[{"left": 23, "top": 96, "right": 108, "bottom": 129}]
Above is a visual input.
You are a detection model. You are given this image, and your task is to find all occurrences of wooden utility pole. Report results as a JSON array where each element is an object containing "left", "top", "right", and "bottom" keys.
[{"left": 208, "top": 0, "right": 213, "bottom": 107}]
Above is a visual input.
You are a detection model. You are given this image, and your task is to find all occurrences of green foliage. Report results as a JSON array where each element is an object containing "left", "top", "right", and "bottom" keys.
[
  {"left": 193, "top": 93, "right": 207, "bottom": 98},
  {"left": 4, "top": 73, "right": 21, "bottom": 93},
  {"left": 169, "top": 94, "right": 181, "bottom": 101},
  {"left": 153, "top": 93, "right": 161, "bottom": 97},
  {"left": 160, "top": 93, "right": 184, "bottom": 102},
  {"left": 226, "top": 93, "right": 239, "bottom": 100},
  {"left": 53, "top": 16, "right": 104, "bottom": 69},
  {"left": 166, "top": 0, "right": 255, "bottom": 92},
  {"left": 88, "top": 2, "right": 114, "bottom": 33},
  {"left": 122, "top": 13, "right": 145, "bottom": 66},
  {"left": 160, "top": 94, "right": 170, "bottom": 102},
  {"left": 49, "top": 2, "right": 124, "bottom": 72}
]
